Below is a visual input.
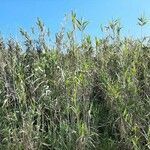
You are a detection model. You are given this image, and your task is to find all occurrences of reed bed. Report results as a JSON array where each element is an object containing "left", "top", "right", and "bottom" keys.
[{"left": 0, "top": 14, "right": 149, "bottom": 150}]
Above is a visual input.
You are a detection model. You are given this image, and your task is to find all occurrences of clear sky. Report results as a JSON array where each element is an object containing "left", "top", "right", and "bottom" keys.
[{"left": 0, "top": 0, "right": 150, "bottom": 40}]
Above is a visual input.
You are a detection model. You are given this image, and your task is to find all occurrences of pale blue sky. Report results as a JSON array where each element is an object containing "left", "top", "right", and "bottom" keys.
[{"left": 0, "top": 0, "right": 150, "bottom": 39}]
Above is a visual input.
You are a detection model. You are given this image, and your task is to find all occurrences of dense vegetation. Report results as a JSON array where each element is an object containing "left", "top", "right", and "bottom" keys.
[{"left": 0, "top": 14, "right": 150, "bottom": 150}]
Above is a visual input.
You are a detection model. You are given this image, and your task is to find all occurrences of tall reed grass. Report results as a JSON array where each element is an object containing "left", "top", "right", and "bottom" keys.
[{"left": 0, "top": 14, "right": 149, "bottom": 150}]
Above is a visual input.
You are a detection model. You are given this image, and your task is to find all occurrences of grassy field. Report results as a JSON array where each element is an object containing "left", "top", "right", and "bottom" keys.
[{"left": 0, "top": 14, "right": 150, "bottom": 150}]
